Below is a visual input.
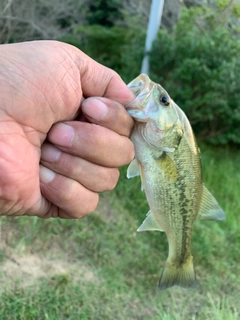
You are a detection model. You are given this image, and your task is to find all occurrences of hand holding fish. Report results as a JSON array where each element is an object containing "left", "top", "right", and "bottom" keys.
[{"left": 0, "top": 40, "right": 134, "bottom": 218}]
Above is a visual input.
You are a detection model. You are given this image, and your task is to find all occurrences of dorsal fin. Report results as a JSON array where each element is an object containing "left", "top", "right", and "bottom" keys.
[{"left": 197, "top": 185, "right": 226, "bottom": 221}]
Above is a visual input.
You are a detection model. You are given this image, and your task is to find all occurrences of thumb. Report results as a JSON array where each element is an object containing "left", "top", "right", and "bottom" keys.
[{"left": 72, "top": 48, "right": 135, "bottom": 105}]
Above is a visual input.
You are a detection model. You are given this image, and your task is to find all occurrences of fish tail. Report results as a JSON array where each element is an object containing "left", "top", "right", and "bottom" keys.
[{"left": 158, "top": 256, "right": 197, "bottom": 290}]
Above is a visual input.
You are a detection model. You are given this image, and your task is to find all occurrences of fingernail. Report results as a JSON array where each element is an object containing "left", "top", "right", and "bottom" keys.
[
  {"left": 82, "top": 98, "right": 108, "bottom": 121},
  {"left": 48, "top": 123, "right": 74, "bottom": 147},
  {"left": 41, "top": 144, "right": 61, "bottom": 162},
  {"left": 39, "top": 165, "right": 56, "bottom": 184}
]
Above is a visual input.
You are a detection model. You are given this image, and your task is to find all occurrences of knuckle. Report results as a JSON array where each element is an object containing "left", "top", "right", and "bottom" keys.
[
  {"left": 59, "top": 184, "right": 77, "bottom": 202},
  {"left": 103, "top": 168, "right": 120, "bottom": 191},
  {"left": 84, "top": 193, "right": 99, "bottom": 214},
  {"left": 85, "top": 124, "right": 106, "bottom": 153},
  {"left": 122, "top": 140, "right": 135, "bottom": 165},
  {"left": 67, "top": 160, "right": 79, "bottom": 177},
  {"left": 62, "top": 186, "right": 99, "bottom": 217}
]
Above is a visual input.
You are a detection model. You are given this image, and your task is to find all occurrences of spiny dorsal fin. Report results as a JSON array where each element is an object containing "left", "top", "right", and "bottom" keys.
[
  {"left": 197, "top": 185, "right": 226, "bottom": 221},
  {"left": 137, "top": 210, "right": 164, "bottom": 232}
]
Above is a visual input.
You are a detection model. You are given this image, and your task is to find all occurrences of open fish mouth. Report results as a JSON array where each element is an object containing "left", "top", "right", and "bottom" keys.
[
  {"left": 128, "top": 79, "right": 144, "bottom": 96},
  {"left": 126, "top": 74, "right": 155, "bottom": 112},
  {"left": 127, "top": 74, "right": 150, "bottom": 96}
]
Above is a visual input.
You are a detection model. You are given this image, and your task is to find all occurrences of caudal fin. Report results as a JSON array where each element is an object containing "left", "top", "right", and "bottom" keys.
[{"left": 158, "top": 257, "right": 197, "bottom": 291}]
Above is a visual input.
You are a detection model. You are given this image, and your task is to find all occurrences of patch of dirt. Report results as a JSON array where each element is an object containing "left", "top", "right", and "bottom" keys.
[
  {"left": 0, "top": 195, "right": 115, "bottom": 291},
  {"left": 0, "top": 250, "right": 97, "bottom": 291}
]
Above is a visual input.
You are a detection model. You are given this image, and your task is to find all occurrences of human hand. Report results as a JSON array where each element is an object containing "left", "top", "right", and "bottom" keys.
[{"left": 0, "top": 40, "right": 135, "bottom": 218}]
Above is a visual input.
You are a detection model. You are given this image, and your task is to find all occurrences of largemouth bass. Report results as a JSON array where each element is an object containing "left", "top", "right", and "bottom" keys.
[{"left": 126, "top": 74, "right": 226, "bottom": 290}]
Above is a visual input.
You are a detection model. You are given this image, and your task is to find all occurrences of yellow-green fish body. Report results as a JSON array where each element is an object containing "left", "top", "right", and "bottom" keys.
[{"left": 126, "top": 74, "right": 225, "bottom": 290}]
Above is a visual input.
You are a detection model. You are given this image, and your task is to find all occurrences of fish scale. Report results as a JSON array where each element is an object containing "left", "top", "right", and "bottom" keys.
[{"left": 126, "top": 74, "right": 226, "bottom": 290}]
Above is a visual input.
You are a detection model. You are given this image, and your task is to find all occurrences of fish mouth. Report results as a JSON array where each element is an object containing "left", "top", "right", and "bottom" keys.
[
  {"left": 125, "top": 74, "right": 154, "bottom": 113},
  {"left": 127, "top": 74, "right": 151, "bottom": 96}
]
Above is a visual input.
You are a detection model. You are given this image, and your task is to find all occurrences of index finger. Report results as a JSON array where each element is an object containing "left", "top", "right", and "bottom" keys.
[{"left": 82, "top": 97, "right": 134, "bottom": 137}]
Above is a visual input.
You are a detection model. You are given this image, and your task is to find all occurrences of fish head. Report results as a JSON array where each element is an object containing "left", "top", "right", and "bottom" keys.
[{"left": 126, "top": 74, "right": 182, "bottom": 150}]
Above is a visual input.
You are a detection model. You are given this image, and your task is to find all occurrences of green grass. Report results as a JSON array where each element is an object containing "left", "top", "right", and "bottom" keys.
[{"left": 0, "top": 144, "right": 239, "bottom": 319}]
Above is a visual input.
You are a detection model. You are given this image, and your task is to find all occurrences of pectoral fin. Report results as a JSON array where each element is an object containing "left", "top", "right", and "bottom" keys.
[
  {"left": 127, "top": 159, "right": 140, "bottom": 178},
  {"left": 161, "top": 147, "right": 175, "bottom": 153},
  {"left": 127, "top": 159, "right": 145, "bottom": 191},
  {"left": 197, "top": 185, "right": 226, "bottom": 221},
  {"left": 137, "top": 210, "right": 163, "bottom": 232}
]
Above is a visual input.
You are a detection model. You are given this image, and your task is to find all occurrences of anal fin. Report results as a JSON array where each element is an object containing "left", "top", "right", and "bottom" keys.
[{"left": 137, "top": 210, "right": 163, "bottom": 232}]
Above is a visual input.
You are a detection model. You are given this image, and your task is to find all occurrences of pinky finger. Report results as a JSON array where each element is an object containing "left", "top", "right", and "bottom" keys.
[{"left": 39, "top": 165, "right": 99, "bottom": 219}]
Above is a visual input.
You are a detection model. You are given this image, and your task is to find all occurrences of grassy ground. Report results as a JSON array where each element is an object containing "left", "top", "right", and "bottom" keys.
[{"left": 0, "top": 144, "right": 239, "bottom": 319}]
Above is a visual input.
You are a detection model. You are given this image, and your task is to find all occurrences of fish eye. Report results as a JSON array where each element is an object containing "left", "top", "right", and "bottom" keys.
[{"left": 159, "top": 94, "right": 170, "bottom": 106}]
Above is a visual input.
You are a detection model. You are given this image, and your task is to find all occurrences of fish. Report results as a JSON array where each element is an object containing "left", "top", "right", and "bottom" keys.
[{"left": 125, "top": 74, "right": 226, "bottom": 290}]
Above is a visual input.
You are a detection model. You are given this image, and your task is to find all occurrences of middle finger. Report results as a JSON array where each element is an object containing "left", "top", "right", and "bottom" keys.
[
  {"left": 47, "top": 121, "right": 134, "bottom": 167},
  {"left": 40, "top": 142, "right": 120, "bottom": 193}
]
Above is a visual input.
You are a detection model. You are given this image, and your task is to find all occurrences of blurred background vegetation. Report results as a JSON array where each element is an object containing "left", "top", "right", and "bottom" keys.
[
  {"left": 0, "top": 0, "right": 240, "bottom": 319},
  {"left": 1, "top": 0, "right": 240, "bottom": 145}
]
